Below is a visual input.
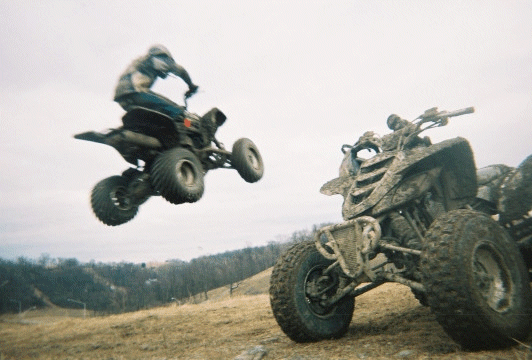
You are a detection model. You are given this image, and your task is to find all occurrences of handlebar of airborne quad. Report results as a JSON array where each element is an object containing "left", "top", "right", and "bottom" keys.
[{"left": 183, "top": 88, "right": 198, "bottom": 109}]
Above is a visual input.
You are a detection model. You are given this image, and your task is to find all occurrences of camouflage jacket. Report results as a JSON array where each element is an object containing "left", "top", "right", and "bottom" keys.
[{"left": 114, "top": 53, "right": 193, "bottom": 100}]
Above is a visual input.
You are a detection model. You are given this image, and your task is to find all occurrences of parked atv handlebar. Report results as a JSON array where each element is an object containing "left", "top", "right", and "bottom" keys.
[
  {"left": 441, "top": 106, "right": 475, "bottom": 118},
  {"left": 416, "top": 106, "right": 475, "bottom": 126},
  {"left": 343, "top": 106, "right": 475, "bottom": 156},
  {"left": 409, "top": 106, "right": 474, "bottom": 137}
]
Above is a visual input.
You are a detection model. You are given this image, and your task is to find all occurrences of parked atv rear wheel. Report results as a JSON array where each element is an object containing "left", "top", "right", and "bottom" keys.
[
  {"left": 411, "top": 289, "right": 429, "bottom": 307},
  {"left": 91, "top": 176, "right": 139, "bottom": 226},
  {"left": 231, "top": 138, "right": 264, "bottom": 183},
  {"left": 269, "top": 241, "right": 354, "bottom": 342},
  {"left": 420, "top": 209, "right": 532, "bottom": 350},
  {"left": 151, "top": 148, "right": 205, "bottom": 204},
  {"left": 498, "top": 154, "right": 532, "bottom": 224}
]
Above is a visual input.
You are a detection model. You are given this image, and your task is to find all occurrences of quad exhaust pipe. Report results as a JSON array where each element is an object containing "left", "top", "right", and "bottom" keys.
[{"left": 119, "top": 130, "right": 162, "bottom": 148}]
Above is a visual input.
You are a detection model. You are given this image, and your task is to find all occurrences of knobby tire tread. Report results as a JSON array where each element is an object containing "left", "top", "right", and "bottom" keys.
[
  {"left": 269, "top": 241, "right": 354, "bottom": 342},
  {"left": 91, "top": 176, "right": 138, "bottom": 226},
  {"left": 420, "top": 209, "right": 532, "bottom": 350},
  {"left": 151, "top": 148, "right": 204, "bottom": 204},
  {"left": 231, "top": 138, "right": 264, "bottom": 183}
]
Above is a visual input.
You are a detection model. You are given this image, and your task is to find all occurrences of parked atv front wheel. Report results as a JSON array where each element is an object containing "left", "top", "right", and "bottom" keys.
[
  {"left": 151, "top": 148, "right": 204, "bottom": 204},
  {"left": 269, "top": 241, "right": 354, "bottom": 342},
  {"left": 420, "top": 209, "right": 532, "bottom": 350},
  {"left": 91, "top": 176, "right": 139, "bottom": 226},
  {"left": 231, "top": 138, "right": 264, "bottom": 183}
]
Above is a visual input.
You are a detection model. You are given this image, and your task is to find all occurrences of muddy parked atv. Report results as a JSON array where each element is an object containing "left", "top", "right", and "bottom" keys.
[
  {"left": 270, "top": 106, "right": 532, "bottom": 350},
  {"left": 75, "top": 93, "right": 264, "bottom": 226}
]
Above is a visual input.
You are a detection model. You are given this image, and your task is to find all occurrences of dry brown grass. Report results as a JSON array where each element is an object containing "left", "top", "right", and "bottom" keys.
[{"left": 1, "top": 268, "right": 532, "bottom": 359}]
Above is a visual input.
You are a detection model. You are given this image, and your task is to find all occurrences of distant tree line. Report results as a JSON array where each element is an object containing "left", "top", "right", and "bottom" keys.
[{"left": 0, "top": 226, "right": 323, "bottom": 315}]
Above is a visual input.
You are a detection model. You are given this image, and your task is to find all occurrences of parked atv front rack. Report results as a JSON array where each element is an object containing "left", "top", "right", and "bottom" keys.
[
  {"left": 314, "top": 217, "right": 425, "bottom": 297},
  {"left": 315, "top": 217, "right": 381, "bottom": 279}
]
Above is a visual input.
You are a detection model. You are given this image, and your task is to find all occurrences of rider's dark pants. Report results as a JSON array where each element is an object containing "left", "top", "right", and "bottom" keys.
[{"left": 115, "top": 92, "right": 184, "bottom": 119}]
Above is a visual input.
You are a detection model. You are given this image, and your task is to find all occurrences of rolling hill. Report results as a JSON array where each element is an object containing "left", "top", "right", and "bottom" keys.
[{"left": 1, "top": 267, "right": 530, "bottom": 359}]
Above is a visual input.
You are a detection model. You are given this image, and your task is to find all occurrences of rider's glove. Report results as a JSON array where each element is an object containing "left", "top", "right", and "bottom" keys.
[{"left": 185, "top": 84, "right": 199, "bottom": 98}]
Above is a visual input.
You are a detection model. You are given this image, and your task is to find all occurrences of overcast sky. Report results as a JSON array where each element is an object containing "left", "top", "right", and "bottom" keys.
[{"left": 1, "top": 1, "right": 531, "bottom": 264}]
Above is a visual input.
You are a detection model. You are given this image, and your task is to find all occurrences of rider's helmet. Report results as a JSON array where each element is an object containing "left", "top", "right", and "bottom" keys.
[
  {"left": 148, "top": 45, "right": 173, "bottom": 78},
  {"left": 148, "top": 44, "right": 172, "bottom": 58}
]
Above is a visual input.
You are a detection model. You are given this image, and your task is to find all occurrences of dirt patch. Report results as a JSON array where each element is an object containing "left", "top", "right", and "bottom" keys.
[{"left": 1, "top": 275, "right": 531, "bottom": 359}]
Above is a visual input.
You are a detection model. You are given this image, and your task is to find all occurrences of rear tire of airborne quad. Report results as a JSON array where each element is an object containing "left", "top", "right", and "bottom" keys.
[
  {"left": 420, "top": 209, "right": 532, "bottom": 350},
  {"left": 151, "top": 148, "right": 204, "bottom": 204},
  {"left": 231, "top": 138, "right": 264, "bottom": 183},
  {"left": 269, "top": 241, "right": 354, "bottom": 343},
  {"left": 91, "top": 176, "right": 139, "bottom": 226}
]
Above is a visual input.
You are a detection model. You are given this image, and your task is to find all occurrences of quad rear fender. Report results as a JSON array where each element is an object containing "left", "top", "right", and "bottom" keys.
[
  {"left": 74, "top": 128, "right": 162, "bottom": 166},
  {"left": 74, "top": 129, "right": 162, "bottom": 148},
  {"left": 74, "top": 106, "right": 177, "bottom": 149},
  {"left": 121, "top": 106, "right": 192, "bottom": 149},
  {"left": 122, "top": 107, "right": 178, "bottom": 135}
]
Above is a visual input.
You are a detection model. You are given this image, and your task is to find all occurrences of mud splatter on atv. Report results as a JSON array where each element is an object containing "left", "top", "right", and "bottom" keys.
[{"left": 270, "top": 106, "right": 532, "bottom": 350}]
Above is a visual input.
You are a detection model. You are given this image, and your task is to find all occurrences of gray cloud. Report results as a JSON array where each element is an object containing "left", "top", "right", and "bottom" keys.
[{"left": 1, "top": 1, "right": 531, "bottom": 263}]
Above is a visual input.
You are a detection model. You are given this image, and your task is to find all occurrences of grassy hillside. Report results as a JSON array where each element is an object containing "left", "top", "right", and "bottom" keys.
[{"left": 1, "top": 268, "right": 531, "bottom": 359}]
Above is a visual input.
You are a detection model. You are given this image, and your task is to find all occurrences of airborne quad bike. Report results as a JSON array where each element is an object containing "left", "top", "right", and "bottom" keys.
[
  {"left": 74, "top": 93, "right": 264, "bottom": 226},
  {"left": 270, "top": 106, "right": 532, "bottom": 350}
]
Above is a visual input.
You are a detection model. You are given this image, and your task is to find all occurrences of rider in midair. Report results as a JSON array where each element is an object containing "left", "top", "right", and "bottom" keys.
[{"left": 113, "top": 44, "right": 199, "bottom": 119}]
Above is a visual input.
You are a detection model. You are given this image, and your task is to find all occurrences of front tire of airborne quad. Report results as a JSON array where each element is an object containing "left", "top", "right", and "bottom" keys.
[
  {"left": 420, "top": 209, "right": 532, "bottom": 350},
  {"left": 91, "top": 176, "right": 139, "bottom": 226},
  {"left": 269, "top": 241, "right": 354, "bottom": 343},
  {"left": 151, "top": 148, "right": 205, "bottom": 204},
  {"left": 231, "top": 138, "right": 264, "bottom": 183}
]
